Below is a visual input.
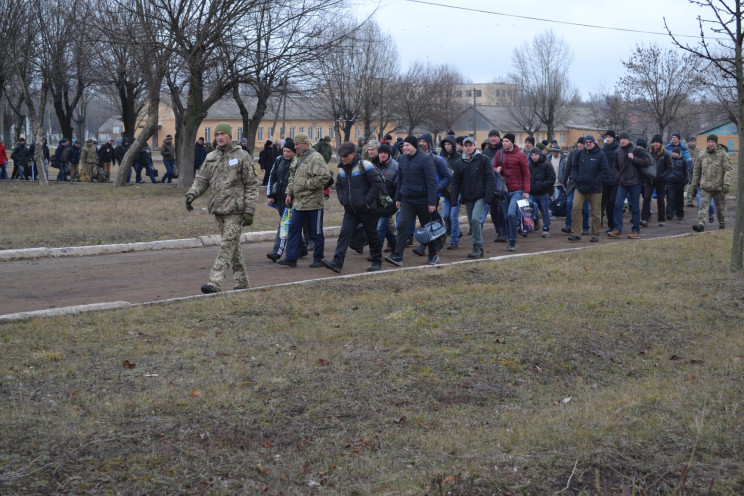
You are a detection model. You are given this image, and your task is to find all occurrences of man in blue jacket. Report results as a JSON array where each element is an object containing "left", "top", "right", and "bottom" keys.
[
  {"left": 567, "top": 135, "right": 611, "bottom": 242},
  {"left": 385, "top": 136, "right": 439, "bottom": 267},
  {"left": 411, "top": 133, "right": 451, "bottom": 256}
]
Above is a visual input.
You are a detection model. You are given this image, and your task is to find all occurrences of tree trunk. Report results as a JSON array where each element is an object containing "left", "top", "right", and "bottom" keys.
[
  {"left": 118, "top": 80, "right": 139, "bottom": 139},
  {"left": 731, "top": 20, "right": 744, "bottom": 271},
  {"left": 32, "top": 125, "right": 48, "bottom": 185}
]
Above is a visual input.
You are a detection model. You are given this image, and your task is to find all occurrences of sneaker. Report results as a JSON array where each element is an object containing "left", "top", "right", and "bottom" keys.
[
  {"left": 385, "top": 255, "right": 403, "bottom": 267},
  {"left": 494, "top": 235, "right": 507, "bottom": 242},
  {"left": 468, "top": 245, "right": 484, "bottom": 258},
  {"left": 628, "top": 232, "right": 640, "bottom": 239},
  {"left": 201, "top": 284, "right": 217, "bottom": 294},
  {"left": 308, "top": 261, "right": 324, "bottom": 268},
  {"left": 367, "top": 263, "right": 381, "bottom": 272},
  {"left": 561, "top": 227, "right": 571, "bottom": 233},
  {"left": 277, "top": 259, "right": 297, "bottom": 267},
  {"left": 607, "top": 230, "right": 621, "bottom": 237},
  {"left": 321, "top": 259, "right": 342, "bottom": 273},
  {"left": 426, "top": 253, "right": 439, "bottom": 265},
  {"left": 541, "top": 229, "right": 549, "bottom": 238},
  {"left": 412, "top": 245, "right": 426, "bottom": 256},
  {"left": 639, "top": 220, "right": 648, "bottom": 227},
  {"left": 719, "top": 224, "right": 725, "bottom": 230},
  {"left": 266, "top": 252, "right": 280, "bottom": 262},
  {"left": 406, "top": 236, "right": 414, "bottom": 247},
  {"left": 567, "top": 235, "right": 581, "bottom": 242},
  {"left": 658, "top": 222, "right": 665, "bottom": 226},
  {"left": 692, "top": 224, "right": 705, "bottom": 232},
  {"left": 505, "top": 241, "right": 516, "bottom": 251},
  {"left": 590, "top": 237, "right": 599, "bottom": 243},
  {"left": 447, "top": 243, "right": 458, "bottom": 250}
]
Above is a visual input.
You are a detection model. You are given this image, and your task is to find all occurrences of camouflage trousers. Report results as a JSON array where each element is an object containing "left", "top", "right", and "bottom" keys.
[
  {"left": 208, "top": 214, "right": 248, "bottom": 291},
  {"left": 697, "top": 189, "right": 726, "bottom": 228}
]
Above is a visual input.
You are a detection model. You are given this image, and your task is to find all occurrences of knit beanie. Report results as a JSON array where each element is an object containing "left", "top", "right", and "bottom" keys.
[
  {"left": 503, "top": 133, "right": 516, "bottom": 144},
  {"left": 707, "top": 134, "right": 718, "bottom": 143},
  {"left": 282, "top": 139, "right": 295, "bottom": 153},
  {"left": 605, "top": 130, "right": 616, "bottom": 139},
  {"left": 488, "top": 129, "right": 500, "bottom": 137},
  {"left": 618, "top": 131, "right": 630, "bottom": 141},
  {"left": 214, "top": 122, "right": 232, "bottom": 138},
  {"left": 524, "top": 136, "right": 535, "bottom": 145},
  {"left": 403, "top": 135, "right": 419, "bottom": 149},
  {"left": 651, "top": 134, "right": 663, "bottom": 144},
  {"left": 377, "top": 143, "right": 392, "bottom": 155}
]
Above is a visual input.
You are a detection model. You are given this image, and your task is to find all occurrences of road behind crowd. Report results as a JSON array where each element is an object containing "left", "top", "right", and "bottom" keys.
[{"left": 0, "top": 204, "right": 728, "bottom": 319}]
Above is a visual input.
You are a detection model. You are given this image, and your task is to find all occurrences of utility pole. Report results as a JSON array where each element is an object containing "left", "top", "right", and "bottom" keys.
[{"left": 472, "top": 86, "right": 477, "bottom": 142}]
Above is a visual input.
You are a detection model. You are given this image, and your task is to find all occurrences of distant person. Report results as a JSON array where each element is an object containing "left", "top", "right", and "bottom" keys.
[
  {"left": 185, "top": 122, "right": 259, "bottom": 293},
  {"left": 81, "top": 138, "right": 99, "bottom": 182},
  {"left": 0, "top": 137, "right": 8, "bottom": 179},
  {"left": 68, "top": 141, "right": 81, "bottom": 182},
  {"left": 690, "top": 134, "right": 732, "bottom": 232},
  {"left": 11, "top": 138, "right": 30, "bottom": 180},
  {"left": 194, "top": 137, "right": 207, "bottom": 175},
  {"left": 313, "top": 136, "right": 333, "bottom": 163},
  {"left": 98, "top": 138, "right": 116, "bottom": 182},
  {"left": 567, "top": 135, "right": 611, "bottom": 242},
  {"left": 53, "top": 138, "right": 71, "bottom": 181},
  {"left": 258, "top": 140, "right": 276, "bottom": 186},
  {"left": 160, "top": 134, "right": 176, "bottom": 183},
  {"left": 265, "top": 139, "right": 295, "bottom": 262}
]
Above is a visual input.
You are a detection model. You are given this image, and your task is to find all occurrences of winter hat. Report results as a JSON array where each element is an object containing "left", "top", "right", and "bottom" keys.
[
  {"left": 687, "top": 136, "right": 697, "bottom": 142},
  {"left": 282, "top": 139, "right": 295, "bottom": 153},
  {"left": 503, "top": 133, "right": 516, "bottom": 144},
  {"left": 403, "top": 135, "right": 419, "bottom": 149},
  {"left": 672, "top": 132, "right": 681, "bottom": 139},
  {"left": 524, "top": 136, "right": 535, "bottom": 145},
  {"left": 707, "top": 134, "right": 718, "bottom": 143},
  {"left": 618, "top": 131, "right": 630, "bottom": 141},
  {"left": 604, "top": 130, "right": 616, "bottom": 139},
  {"left": 672, "top": 146, "right": 681, "bottom": 155},
  {"left": 651, "top": 134, "right": 663, "bottom": 144},
  {"left": 462, "top": 136, "right": 476, "bottom": 146},
  {"left": 323, "top": 136, "right": 331, "bottom": 142},
  {"left": 85, "top": 138, "right": 93, "bottom": 143},
  {"left": 584, "top": 135, "right": 596, "bottom": 144},
  {"left": 165, "top": 135, "right": 172, "bottom": 140},
  {"left": 455, "top": 136, "right": 465, "bottom": 145},
  {"left": 529, "top": 147, "right": 541, "bottom": 156},
  {"left": 366, "top": 139, "right": 380, "bottom": 150},
  {"left": 214, "top": 122, "right": 232, "bottom": 137},
  {"left": 338, "top": 141, "right": 356, "bottom": 157},
  {"left": 636, "top": 138, "right": 647, "bottom": 148},
  {"left": 418, "top": 133, "right": 433, "bottom": 148},
  {"left": 551, "top": 144, "right": 561, "bottom": 152},
  {"left": 377, "top": 143, "right": 392, "bottom": 155},
  {"left": 577, "top": 136, "right": 585, "bottom": 144},
  {"left": 294, "top": 133, "right": 310, "bottom": 145},
  {"left": 536, "top": 143, "right": 546, "bottom": 151},
  {"left": 488, "top": 129, "right": 500, "bottom": 137}
]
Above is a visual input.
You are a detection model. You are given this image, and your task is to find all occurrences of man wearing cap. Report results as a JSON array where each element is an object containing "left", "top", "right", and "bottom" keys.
[
  {"left": 11, "top": 138, "right": 31, "bottom": 180},
  {"left": 567, "top": 135, "right": 611, "bottom": 242},
  {"left": 266, "top": 139, "right": 295, "bottom": 261},
  {"left": 160, "top": 134, "right": 176, "bottom": 183},
  {"left": 601, "top": 130, "right": 620, "bottom": 233},
  {"left": 690, "top": 134, "right": 732, "bottom": 232},
  {"left": 322, "top": 141, "right": 383, "bottom": 273},
  {"left": 98, "top": 138, "right": 116, "bottom": 182},
  {"left": 450, "top": 136, "right": 496, "bottom": 257},
  {"left": 52, "top": 138, "right": 71, "bottom": 181},
  {"left": 385, "top": 136, "right": 439, "bottom": 267},
  {"left": 0, "top": 137, "right": 8, "bottom": 179},
  {"left": 277, "top": 133, "right": 331, "bottom": 268},
  {"left": 642, "top": 134, "right": 673, "bottom": 227},
  {"left": 185, "top": 122, "right": 259, "bottom": 293},
  {"left": 313, "top": 136, "right": 333, "bottom": 163},
  {"left": 607, "top": 132, "right": 650, "bottom": 239},
  {"left": 80, "top": 138, "right": 99, "bottom": 182},
  {"left": 495, "top": 133, "right": 529, "bottom": 251}
]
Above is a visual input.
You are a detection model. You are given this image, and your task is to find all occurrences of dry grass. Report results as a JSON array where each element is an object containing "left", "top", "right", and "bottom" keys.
[
  {"left": 1, "top": 232, "right": 743, "bottom": 494},
  {"left": 0, "top": 180, "right": 347, "bottom": 250}
]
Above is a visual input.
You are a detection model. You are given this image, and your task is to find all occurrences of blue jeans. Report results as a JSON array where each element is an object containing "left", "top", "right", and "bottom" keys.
[
  {"left": 161, "top": 159, "right": 175, "bottom": 183},
  {"left": 565, "top": 189, "right": 589, "bottom": 232},
  {"left": 56, "top": 162, "right": 69, "bottom": 181},
  {"left": 613, "top": 183, "right": 641, "bottom": 233},
  {"left": 465, "top": 198, "right": 487, "bottom": 247},
  {"left": 0, "top": 162, "right": 7, "bottom": 179},
  {"left": 529, "top": 193, "right": 551, "bottom": 231},
  {"left": 377, "top": 215, "right": 396, "bottom": 250},
  {"left": 285, "top": 209, "right": 324, "bottom": 263},
  {"left": 502, "top": 191, "right": 523, "bottom": 243},
  {"left": 442, "top": 195, "right": 461, "bottom": 244}
]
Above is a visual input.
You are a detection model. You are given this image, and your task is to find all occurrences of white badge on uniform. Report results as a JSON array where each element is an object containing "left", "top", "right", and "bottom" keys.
[{"left": 229, "top": 158, "right": 238, "bottom": 167}]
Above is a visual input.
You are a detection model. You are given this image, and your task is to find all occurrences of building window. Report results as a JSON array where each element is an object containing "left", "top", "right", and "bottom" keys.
[
  {"left": 258, "top": 127, "right": 263, "bottom": 141},
  {"left": 289, "top": 127, "right": 295, "bottom": 139},
  {"left": 329, "top": 127, "right": 334, "bottom": 139},
  {"left": 560, "top": 133, "right": 566, "bottom": 143},
  {"left": 299, "top": 127, "right": 304, "bottom": 134},
  {"left": 237, "top": 127, "right": 243, "bottom": 140},
  {"left": 317, "top": 127, "right": 323, "bottom": 139},
  {"left": 355, "top": 126, "right": 360, "bottom": 138},
  {"left": 204, "top": 127, "right": 211, "bottom": 143},
  {"left": 268, "top": 127, "right": 274, "bottom": 139},
  {"left": 308, "top": 127, "right": 313, "bottom": 140},
  {"left": 456, "top": 91, "right": 462, "bottom": 98},
  {"left": 466, "top": 90, "right": 472, "bottom": 97},
  {"left": 475, "top": 90, "right": 482, "bottom": 97},
  {"left": 496, "top": 89, "right": 501, "bottom": 97}
]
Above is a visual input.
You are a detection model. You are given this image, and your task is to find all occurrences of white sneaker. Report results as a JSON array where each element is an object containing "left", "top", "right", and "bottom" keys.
[{"left": 541, "top": 229, "right": 550, "bottom": 238}]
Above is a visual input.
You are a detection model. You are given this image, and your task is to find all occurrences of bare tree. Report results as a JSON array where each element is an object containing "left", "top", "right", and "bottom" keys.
[
  {"left": 395, "top": 62, "right": 440, "bottom": 136},
  {"left": 425, "top": 64, "right": 467, "bottom": 139},
  {"left": 589, "top": 86, "right": 633, "bottom": 134},
  {"left": 510, "top": 29, "right": 578, "bottom": 141},
  {"left": 665, "top": 0, "right": 744, "bottom": 270},
  {"left": 507, "top": 78, "right": 542, "bottom": 137},
  {"left": 617, "top": 43, "right": 702, "bottom": 138}
]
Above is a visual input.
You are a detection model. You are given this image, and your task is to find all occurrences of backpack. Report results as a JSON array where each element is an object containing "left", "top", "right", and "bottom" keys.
[
  {"left": 634, "top": 148, "right": 656, "bottom": 180},
  {"left": 362, "top": 160, "right": 392, "bottom": 209}
]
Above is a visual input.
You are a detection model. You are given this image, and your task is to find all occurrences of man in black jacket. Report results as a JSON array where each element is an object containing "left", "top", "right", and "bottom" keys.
[
  {"left": 607, "top": 133, "right": 650, "bottom": 239},
  {"left": 11, "top": 138, "right": 30, "bottom": 180},
  {"left": 322, "top": 141, "right": 383, "bottom": 273},
  {"left": 99, "top": 138, "right": 116, "bottom": 182},
  {"left": 642, "top": 134, "right": 673, "bottom": 227},
  {"left": 528, "top": 148, "right": 556, "bottom": 238},
  {"left": 266, "top": 139, "right": 295, "bottom": 261}
]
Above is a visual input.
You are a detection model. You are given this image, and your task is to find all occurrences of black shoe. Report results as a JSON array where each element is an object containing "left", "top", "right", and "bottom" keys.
[
  {"left": 321, "top": 259, "right": 342, "bottom": 273},
  {"left": 426, "top": 253, "right": 439, "bottom": 265},
  {"left": 590, "top": 237, "right": 599, "bottom": 243},
  {"left": 201, "top": 284, "right": 217, "bottom": 294},
  {"left": 567, "top": 235, "right": 581, "bottom": 242},
  {"left": 306, "top": 241, "right": 315, "bottom": 251},
  {"left": 709, "top": 215, "right": 715, "bottom": 223},
  {"left": 505, "top": 242, "right": 516, "bottom": 251},
  {"left": 581, "top": 230, "right": 589, "bottom": 236},
  {"left": 406, "top": 236, "right": 414, "bottom": 247},
  {"left": 640, "top": 220, "right": 648, "bottom": 227},
  {"left": 385, "top": 255, "right": 403, "bottom": 267},
  {"left": 494, "top": 235, "right": 507, "bottom": 242},
  {"left": 298, "top": 250, "right": 309, "bottom": 258},
  {"left": 447, "top": 243, "right": 458, "bottom": 250},
  {"left": 266, "top": 252, "right": 280, "bottom": 262},
  {"left": 468, "top": 246, "right": 484, "bottom": 258},
  {"left": 692, "top": 224, "right": 705, "bottom": 232},
  {"left": 308, "top": 261, "right": 324, "bottom": 268},
  {"left": 412, "top": 245, "right": 426, "bottom": 256},
  {"left": 666, "top": 215, "right": 673, "bottom": 221},
  {"left": 383, "top": 246, "right": 393, "bottom": 253},
  {"left": 350, "top": 245, "right": 364, "bottom": 254},
  {"left": 720, "top": 224, "right": 726, "bottom": 230},
  {"left": 367, "top": 263, "right": 381, "bottom": 272},
  {"left": 277, "top": 259, "right": 297, "bottom": 267},
  {"left": 561, "top": 227, "right": 571, "bottom": 233}
]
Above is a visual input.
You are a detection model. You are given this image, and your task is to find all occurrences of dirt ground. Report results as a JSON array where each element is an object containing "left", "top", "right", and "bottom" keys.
[{"left": 1, "top": 203, "right": 727, "bottom": 316}]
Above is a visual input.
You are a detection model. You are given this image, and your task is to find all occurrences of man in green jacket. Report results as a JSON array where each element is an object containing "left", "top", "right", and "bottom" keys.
[
  {"left": 313, "top": 136, "right": 333, "bottom": 163},
  {"left": 691, "top": 134, "right": 732, "bottom": 232},
  {"left": 185, "top": 122, "right": 259, "bottom": 293}
]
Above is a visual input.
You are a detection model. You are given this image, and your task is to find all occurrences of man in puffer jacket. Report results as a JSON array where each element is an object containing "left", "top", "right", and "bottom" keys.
[
  {"left": 495, "top": 133, "right": 529, "bottom": 251},
  {"left": 322, "top": 142, "right": 383, "bottom": 273},
  {"left": 528, "top": 148, "right": 556, "bottom": 238},
  {"left": 567, "top": 135, "right": 611, "bottom": 242},
  {"left": 666, "top": 146, "right": 688, "bottom": 221}
]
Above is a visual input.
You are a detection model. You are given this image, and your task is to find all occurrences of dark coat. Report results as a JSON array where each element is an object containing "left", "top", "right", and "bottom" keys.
[
  {"left": 194, "top": 142, "right": 207, "bottom": 169},
  {"left": 395, "top": 149, "right": 438, "bottom": 206},
  {"left": 528, "top": 154, "right": 556, "bottom": 196},
  {"left": 98, "top": 142, "right": 116, "bottom": 162},
  {"left": 67, "top": 146, "right": 81, "bottom": 165},
  {"left": 614, "top": 143, "right": 649, "bottom": 187},
  {"left": 450, "top": 150, "right": 495, "bottom": 203},
  {"left": 11, "top": 144, "right": 30, "bottom": 166},
  {"left": 650, "top": 148, "right": 673, "bottom": 180},
  {"left": 267, "top": 155, "right": 292, "bottom": 201},
  {"left": 336, "top": 156, "right": 382, "bottom": 213},
  {"left": 667, "top": 155, "right": 688, "bottom": 184},
  {"left": 571, "top": 145, "right": 611, "bottom": 194},
  {"left": 373, "top": 156, "right": 399, "bottom": 216},
  {"left": 259, "top": 143, "right": 277, "bottom": 171},
  {"left": 601, "top": 140, "right": 619, "bottom": 185}
]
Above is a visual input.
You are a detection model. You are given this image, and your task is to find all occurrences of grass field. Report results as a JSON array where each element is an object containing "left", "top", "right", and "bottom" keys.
[{"left": 1, "top": 231, "right": 742, "bottom": 494}]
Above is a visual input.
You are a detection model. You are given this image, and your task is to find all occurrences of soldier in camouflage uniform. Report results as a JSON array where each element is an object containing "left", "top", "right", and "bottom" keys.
[
  {"left": 185, "top": 122, "right": 259, "bottom": 293},
  {"left": 277, "top": 133, "right": 331, "bottom": 268},
  {"left": 691, "top": 134, "right": 732, "bottom": 232},
  {"left": 80, "top": 138, "right": 99, "bottom": 182}
]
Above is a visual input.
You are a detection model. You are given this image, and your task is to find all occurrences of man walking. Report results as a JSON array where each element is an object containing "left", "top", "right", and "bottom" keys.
[
  {"left": 185, "top": 122, "right": 259, "bottom": 294},
  {"left": 99, "top": 138, "right": 116, "bottom": 182},
  {"left": 160, "top": 134, "right": 176, "bottom": 183},
  {"left": 607, "top": 132, "right": 650, "bottom": 240},
  {"left": 567, "top": 135, "right": 611, "bottom": 242},
  {"left": 690, "top": 134, "right": 732, "bottom": 232},
  {"left": 80, "top": 138, "right": 99, "bottom": 182}
]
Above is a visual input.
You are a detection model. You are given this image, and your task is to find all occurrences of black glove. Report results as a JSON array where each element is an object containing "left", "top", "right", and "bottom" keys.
[
  {"left": 242, "top": 212, "right": 254, "bottom": 226},
  {"left": 185, "top": 194, "right": 195, "bottom": 211}
]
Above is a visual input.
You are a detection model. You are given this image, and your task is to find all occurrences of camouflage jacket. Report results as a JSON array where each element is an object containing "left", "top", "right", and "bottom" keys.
[
  {"left": 286, "top": 148, "right": 330, "bottom": 211},
  {"left": 81, "top": 145, "right": 99, "bottom": 166},
  {"left": 691, "top": 146, "right": 732, "bottom": 192},
  {"left": 187, "top": 142, "right": 259, "bottom": 215}
]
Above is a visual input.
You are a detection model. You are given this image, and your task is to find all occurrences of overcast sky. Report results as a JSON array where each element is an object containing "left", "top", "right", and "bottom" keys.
[{"left": 357, "top": 0, "right": 721, "bottom": 97}]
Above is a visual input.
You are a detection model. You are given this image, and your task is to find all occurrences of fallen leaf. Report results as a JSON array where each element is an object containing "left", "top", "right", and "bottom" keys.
[
  {"left": 298, "top": 464, "right": 310, "bottom": 474},
  {"left": 189, "top": 390, "right": 202, "bottom": 398},
  {"left": 670, "top": 355, "right": 684, "bottom": 361},
  {"left": 317, "top": 359, "right": 327, "bottom": 366},
  {"left": 122, "top": 360, "right": 137, "bottom": 369},
  {"left": 417, "top": 300, "right": 426, "bottom": 305},
  {"left": 443, "top": 475, "right": 457, "bottom": 484},
  {"left": 256, "top": 463, "right": 269, "bottom": 475},
  {"left": 214, "top": 329, "right": 222, "bottom": 337},
  {"left": 263, "top": 440, "right": 273, "bottom": 448}
]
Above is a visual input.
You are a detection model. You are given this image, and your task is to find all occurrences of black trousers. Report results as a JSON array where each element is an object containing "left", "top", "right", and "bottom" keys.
[
  {"left": 602, "top": 184, "right": 618, "bottom": 229},
  {"left": 395, "top": 202, "right": 435, "bottom": 258},
  {"left": 333, "top": 208, "right": 381, "bottom": 268}
]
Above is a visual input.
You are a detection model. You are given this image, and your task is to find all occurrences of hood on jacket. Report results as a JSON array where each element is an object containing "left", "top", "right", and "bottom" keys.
[{"left": 418, "top": 133, "right": 433, "bottom": 150}]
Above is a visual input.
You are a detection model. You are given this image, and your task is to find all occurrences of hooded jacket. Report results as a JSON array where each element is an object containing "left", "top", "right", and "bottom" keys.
[
  {"left": 259, "top": 141, "right": 277, "bottom": 171},
  {"left": 571, "top": 144, "right": 611, "bottom": 194},
  {"left": 286, "top": 148, "right": 331, "bottom": 210},
  {"left": 528, "top": 153, "right": 556, "bottom": 196},
  {"left": 601, "top": 140, "right": 619, "bottom": 186},
  {"left": 395, "top": 149, "right": 437, "bottom": 206},
  {"left": 649, "top": 146, "right": 673, "bottom": 180},
  {"left": 614, "top": 143, "right": 650, "bottom": 187},
  {"left": 450, "top": 149, "right": 495, "bottom": 203},
  {"left": 335, "top": 156, "right": 382, "bottom": 213},
  {"left": 267, "top": 154, "right": 292, "bottom": 201},
  {"left": 372, "top": 155, "right": 399, "bottom": 216}
]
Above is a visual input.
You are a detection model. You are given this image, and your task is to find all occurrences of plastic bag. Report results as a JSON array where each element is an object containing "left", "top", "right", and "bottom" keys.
[{"left": 279, "top": 207, "right": 292, "bottom": 239}]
